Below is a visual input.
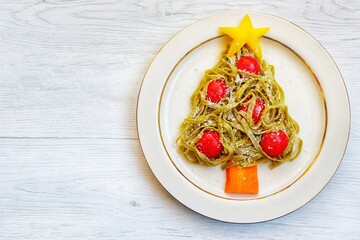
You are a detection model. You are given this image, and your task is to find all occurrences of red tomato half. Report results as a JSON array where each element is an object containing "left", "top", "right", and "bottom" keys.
[
  {"left": 260, "top": 130, "right": 289, "bottom": 157},
  {"left": 252, "top": 98, "right": 265, "bottom": 124},
  {"left": 237, "top": 98, "right": 265, "bottom": 124},
  {"left": 196, "top": 130, "right": 223, "bottom": 158},
  {"left": 206, "top": 79, "right": 229, "bottom": 103},
  {"left": 237, "top": 56, "right": 260, "bottom": 74}
]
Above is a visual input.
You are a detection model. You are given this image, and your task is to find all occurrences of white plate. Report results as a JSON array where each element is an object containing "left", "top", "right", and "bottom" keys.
[{"left": 137, "top": 12, "right": 350, "bottom": 223}]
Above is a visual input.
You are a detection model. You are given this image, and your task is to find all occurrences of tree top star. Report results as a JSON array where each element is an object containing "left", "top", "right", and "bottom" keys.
[{"left": 219, "top": 14, "right": 269, "bottom": 59}]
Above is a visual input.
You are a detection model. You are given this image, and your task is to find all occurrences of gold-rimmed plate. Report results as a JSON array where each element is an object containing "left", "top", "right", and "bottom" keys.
[{"left": 137, "top": 12, "right": 350, "bottom": 223}]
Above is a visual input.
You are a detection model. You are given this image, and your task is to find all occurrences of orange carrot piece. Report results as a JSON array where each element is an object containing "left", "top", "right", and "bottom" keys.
[{"left": 225, "top": 165, "right": 259, "bottom": 194}]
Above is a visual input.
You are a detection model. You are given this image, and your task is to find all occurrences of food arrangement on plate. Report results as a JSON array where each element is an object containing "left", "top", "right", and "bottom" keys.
[
  {"left": 176, "top": 15, "right": 303, "bottom": 194},
  {"left": 138, "top": 11, "right": 349, "bottom": 222}
]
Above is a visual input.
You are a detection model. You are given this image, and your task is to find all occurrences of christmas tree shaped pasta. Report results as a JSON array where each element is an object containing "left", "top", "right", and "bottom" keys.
[{"left": 176, "top": 15, "right": 302, "bottom": 172}]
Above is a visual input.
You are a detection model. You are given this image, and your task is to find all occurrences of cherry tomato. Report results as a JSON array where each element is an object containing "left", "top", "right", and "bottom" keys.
[
  {"left": 196, "top": 130, "right": 223, "bottom": 158},
  {"left": 206, "top": 79, "right": 228, "bottom": 103},
  {"left": 237, "top": 56, "right": 260, "bottom": 74},
  {"left": 260, "top": 130, "right": 289, "bottom": 157},
  {"left": 252, "top": 98, "right": 265, "bottom": 124},
  {"left": 237, "top": 98, "right": 265, "bottom": 124}
]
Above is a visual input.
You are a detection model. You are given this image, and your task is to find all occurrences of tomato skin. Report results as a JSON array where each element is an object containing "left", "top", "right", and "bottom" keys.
[
  {"left": 196, "top": 130, "right": 223, "bottom": 158},
  {"left": 252, "top": 98, "right": 265, "bottom": 124},
  {"left": 260, "top": 130, "right": 289, "bottom": 157},
  {"left": 237, "top": 98, "right": 265, "bottom": 124},
  {"left": 206, "top": 79, "right": 229, "bottom": 103},
  {"left": 237, "top": 56, "right": 260, "bottom": 74}
]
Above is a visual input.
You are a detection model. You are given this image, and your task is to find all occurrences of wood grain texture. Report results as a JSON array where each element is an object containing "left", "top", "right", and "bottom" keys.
[{"left": 0, "top": 0, "right": 359, "bottom": 239}]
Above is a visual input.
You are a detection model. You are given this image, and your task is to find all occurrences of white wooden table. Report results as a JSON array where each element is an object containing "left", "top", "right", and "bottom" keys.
[{"left": 0, "top": 1, "right": 359, "bottom": 239}]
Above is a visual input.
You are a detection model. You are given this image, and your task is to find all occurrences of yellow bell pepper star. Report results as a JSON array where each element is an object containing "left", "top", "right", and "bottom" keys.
[{"left": 219, "top": 14, "right": 269, "bottom": 59}]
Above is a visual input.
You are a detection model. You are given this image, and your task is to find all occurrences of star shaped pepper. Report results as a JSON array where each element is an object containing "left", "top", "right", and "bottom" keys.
[{"left": 219, "top": 14, "right": 269, "bottom": 59}]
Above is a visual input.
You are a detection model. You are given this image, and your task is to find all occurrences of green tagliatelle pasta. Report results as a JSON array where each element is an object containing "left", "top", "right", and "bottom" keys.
[{"left": 176, "top": 46, "right": 303, "bottom": 169}]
